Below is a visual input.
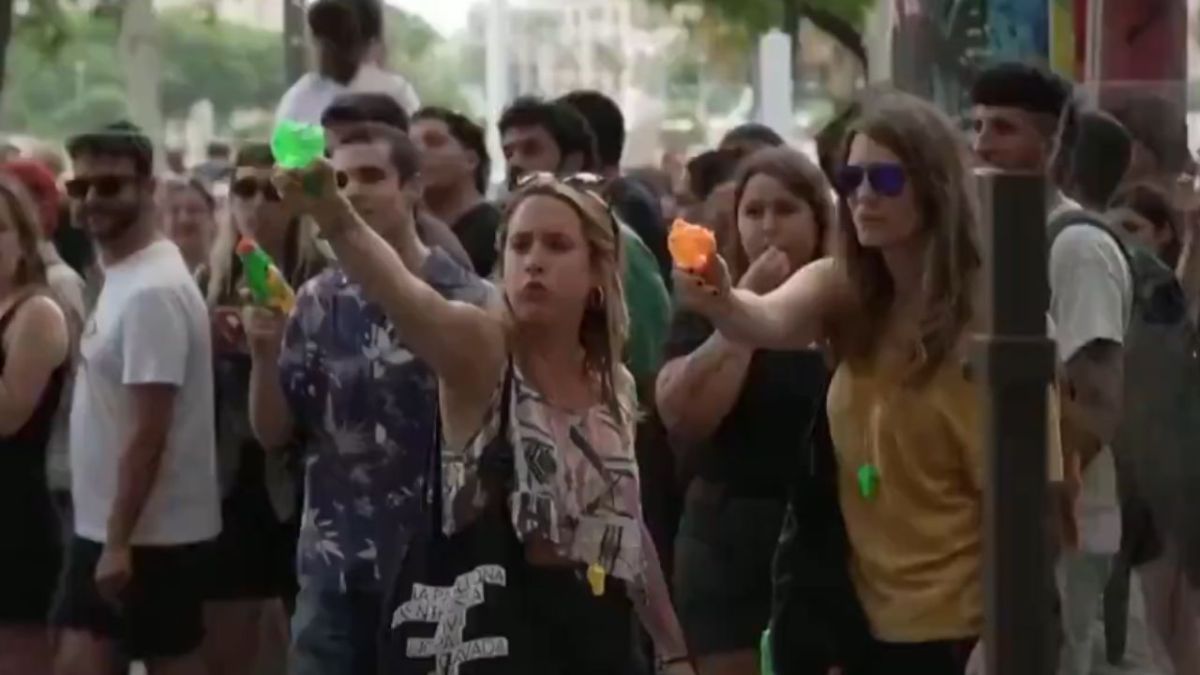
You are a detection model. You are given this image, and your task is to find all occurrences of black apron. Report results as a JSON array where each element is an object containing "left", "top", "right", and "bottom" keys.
[{"left": 379, "top": 365, "right": 639, "bottom": 675}]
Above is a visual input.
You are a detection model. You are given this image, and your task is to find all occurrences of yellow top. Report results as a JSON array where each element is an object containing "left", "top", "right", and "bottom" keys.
[{"left": 827, "top": 347, "right": 1062, "bottom": 642}]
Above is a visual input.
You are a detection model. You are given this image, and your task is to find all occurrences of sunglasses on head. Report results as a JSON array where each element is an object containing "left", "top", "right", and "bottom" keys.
[
  {"left": 231, "top": 177, "right": 281, "bottom": 202},
  {"left": 516, "top": 170, "right": 605, "bottom": 189},
  {"left": 835, "top": 163, "right": 907, "bottom": 198},
  {"left": 65, "top": 175, "right": 136, "bottom": 200},
  {"left": 513, "top": 171, "right": 619, "bottom": 234}
]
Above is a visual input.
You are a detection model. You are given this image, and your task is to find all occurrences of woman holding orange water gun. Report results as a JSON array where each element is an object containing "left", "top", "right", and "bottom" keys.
[{"left": 657, "top": 147, "right": 835, "bottom": 675}]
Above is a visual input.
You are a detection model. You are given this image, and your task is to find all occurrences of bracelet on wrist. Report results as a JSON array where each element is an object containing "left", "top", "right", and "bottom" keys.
[{"left": 657, "top": 654, "right": 691, "bottom": 671}]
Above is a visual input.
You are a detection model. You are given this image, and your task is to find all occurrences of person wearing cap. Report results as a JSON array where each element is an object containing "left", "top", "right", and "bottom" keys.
[
  {"left": 969, "top": 63, "right": 1161, "bottom": 675},
  {"left": 276, "top": 0, "right": 420, "bottom": 127}
]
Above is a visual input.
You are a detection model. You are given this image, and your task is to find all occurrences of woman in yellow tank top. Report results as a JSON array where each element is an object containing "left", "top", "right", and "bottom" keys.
[{"left": 675, "top": 91, "right": 1059, "bottom": 674}]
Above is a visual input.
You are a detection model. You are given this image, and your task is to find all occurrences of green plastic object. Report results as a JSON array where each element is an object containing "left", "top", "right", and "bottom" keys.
[
  {"left": 271, "top": 120, "right": 326, "bottom": 170},
  {"left": 857, "top": 462, "right": 881, "bottom": 500},
  {"left": 760, "top": 628, "right": 776, "bottom": 675}
]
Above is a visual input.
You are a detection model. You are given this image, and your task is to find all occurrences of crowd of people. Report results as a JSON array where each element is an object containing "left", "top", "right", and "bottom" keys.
[{"left": 3, "top": 1, "right": 1200, "bottom": 675}]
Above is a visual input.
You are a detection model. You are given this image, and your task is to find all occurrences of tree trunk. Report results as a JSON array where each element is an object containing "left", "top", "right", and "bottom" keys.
[
  {"left": 0, "top": 0, "right": 13, "bottom": 109},
  {"left": 284, "top": 0, "right": 307, "bottom": 89},
  {"left": 783, "top": 0, "right": 800, "bottom": 37},
  {"left": 119, "top": 0, "right": 164, "bottom": 169}
]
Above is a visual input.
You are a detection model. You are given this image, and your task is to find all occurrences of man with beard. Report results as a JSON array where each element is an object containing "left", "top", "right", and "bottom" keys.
[
  {"left": 247, "top": 123, "right": 488, "bottom": 675},
  {"left": 499, "top": 96, "right": 598, "bottom": 191},
  {"left": 412, "top": 106, "right": 500, "bottom": 276},
  {"left": 52, "top": 121, "right": 219, "bottom": 675},
  {"left": 276, "top": 0, "right": 420, "bottom": 126}
]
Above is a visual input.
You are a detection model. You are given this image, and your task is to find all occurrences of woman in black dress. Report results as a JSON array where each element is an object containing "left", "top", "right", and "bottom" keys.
[
  {"left": 656, "top": 147, "right": 834, "bottom": 675},
  {"left": 0, "top": 175, "right": 72, "bottom": 674}
]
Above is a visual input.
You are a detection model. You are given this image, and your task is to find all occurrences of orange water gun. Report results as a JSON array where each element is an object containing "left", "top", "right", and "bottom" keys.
[{"left": 668, "top": 218, "right": 717, "bottom": 273}]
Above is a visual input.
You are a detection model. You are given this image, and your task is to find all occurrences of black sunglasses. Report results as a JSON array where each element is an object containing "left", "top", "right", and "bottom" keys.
[
  {"left": 231, "top": 177, "right": 281, "bottom": 202},
  {"left": 835, "top": 163, "right": 907, "bottom": 198},
  {"left": 65, "top": 175, "right": 136, "bottom": 200}
]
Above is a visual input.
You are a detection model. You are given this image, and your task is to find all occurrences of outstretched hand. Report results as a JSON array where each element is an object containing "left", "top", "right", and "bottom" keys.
[
  {"left": 672, "top": 254, "right": 733, "bottom": 319},
  {"left": 272, "top": 159, "right": 349, "bottom": 227}
]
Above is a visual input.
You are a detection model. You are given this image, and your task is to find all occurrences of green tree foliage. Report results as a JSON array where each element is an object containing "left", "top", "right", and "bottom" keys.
[
  {"left": 3, "top": 7, "right": 282, "bottom": 139},
  {"left": 158, "top": 9, "right": 284, "bottom": 119},
  {"left": 383, "top": 6, "right": 472, "bottom": 113},
  {"left": 646, "top": 0, "right": 875, "bottom": 34}
]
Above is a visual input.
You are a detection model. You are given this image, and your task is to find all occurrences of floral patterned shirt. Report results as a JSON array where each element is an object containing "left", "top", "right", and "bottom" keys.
[{"left": 279, "top": 248, "right": 488, "bottom": 591}]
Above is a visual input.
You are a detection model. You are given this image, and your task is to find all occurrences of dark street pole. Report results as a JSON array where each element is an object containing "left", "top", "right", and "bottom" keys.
[
  {"left": 0, "top": 0, "right": 13, "bottom": 105},
  {"left": 972, "top": 169, "right": 1055, "bottom": 675}
]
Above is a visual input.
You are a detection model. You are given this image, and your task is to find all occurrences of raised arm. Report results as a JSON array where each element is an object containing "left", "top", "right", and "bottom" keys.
[
  {"left": 659, "top": 249, "right": 804, "bottom": 446},
  {"left": 655, "top": 336, "right": 752, "bottom": 448},
  {"left": 244, "top": 306, "right": 295, "bottom": 452},
  {"left": 673, "top": 255, "right": 848, "bottom": 352},
  {"left": 276, "top": 161, "right": 506, "bottom": 396}
]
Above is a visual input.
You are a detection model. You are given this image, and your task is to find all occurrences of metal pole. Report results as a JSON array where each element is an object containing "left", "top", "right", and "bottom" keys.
[
  {"left": 972, "top": 169, "right": 1055, "bottom": 675},
  {"left": 283, "top": 0, "right": 307, "bottom": 89},
  {"left": 485, "top": 0, "right": 509, "bottom": 193}
]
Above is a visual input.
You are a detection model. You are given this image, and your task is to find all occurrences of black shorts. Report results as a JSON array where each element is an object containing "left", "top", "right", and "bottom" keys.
[
  {"left": 207, "top": 485, "right": 297, "bottom": 601},
  {"left": 51, "top": 536, "right": 208, "bottom": 659},
  {"left": 674, "top": 488, "right": 785, "bottom": 655}
]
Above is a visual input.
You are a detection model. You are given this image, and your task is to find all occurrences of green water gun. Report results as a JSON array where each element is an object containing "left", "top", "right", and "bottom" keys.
[
  {"left": 237, "top": 237, "right": 296, "bottom": 314},
  {"left": 271, "top": 120, "right": 326, "bottom": 170}
]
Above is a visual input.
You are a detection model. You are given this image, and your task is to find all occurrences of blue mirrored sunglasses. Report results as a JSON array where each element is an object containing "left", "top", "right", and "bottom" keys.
[{"left": 835, "top": 163, "right": 907, "bottom": 198}]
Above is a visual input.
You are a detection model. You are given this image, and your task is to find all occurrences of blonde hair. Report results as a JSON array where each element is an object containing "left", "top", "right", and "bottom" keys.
[
  {"left": 496, "top": 177, "right": 638, "bottom": 435},
  {"left": 835, "top": 91, "right": 982, "bottom": 384},
  {"left": 205, "top": 142, "right": 328, "bottom": 305},
  {"left": 0, "top": 174, "right": 48, "bottom": 289}
]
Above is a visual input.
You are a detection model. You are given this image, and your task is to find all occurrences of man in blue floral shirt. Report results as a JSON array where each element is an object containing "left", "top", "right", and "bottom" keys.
[{"left": 246, "top": 123, "right": 489, "bottom": 675}]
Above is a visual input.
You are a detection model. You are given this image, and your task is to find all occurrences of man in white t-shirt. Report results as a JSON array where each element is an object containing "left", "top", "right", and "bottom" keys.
[
  {"left": 276, "top": 0, "right": 420, "bottom": 127},
  {"left": 971, "top": 64, "right": 1163, "bottom": 675},
  {"left": 51, "top": 121, "right": 218, "bottom": 675}
]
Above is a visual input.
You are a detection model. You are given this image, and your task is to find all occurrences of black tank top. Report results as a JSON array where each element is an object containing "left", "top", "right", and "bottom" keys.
[{"left": 0, "top": 294, "right": 67, "bottom": 553}]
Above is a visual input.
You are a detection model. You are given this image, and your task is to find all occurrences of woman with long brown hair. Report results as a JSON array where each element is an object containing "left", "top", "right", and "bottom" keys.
[
  {"left": 0, "top": 175, "right": 71, "bottom": 675},
  {"left": 677, "top": 91, "right": 1058, "bottom": 673},
  {"left": 201, "top": 143, "right": 327, "bottom": 675},
  {"left": 657, "top": 147, "right": 834, "bottom": 675},
  {"left": 273, "top": 159, "right": 692, "bottom": 672}
]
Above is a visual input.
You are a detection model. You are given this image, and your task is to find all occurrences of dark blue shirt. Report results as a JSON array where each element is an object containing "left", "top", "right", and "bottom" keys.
[{"left": 278, "top": 248, "right": 489, "bottom": 591}]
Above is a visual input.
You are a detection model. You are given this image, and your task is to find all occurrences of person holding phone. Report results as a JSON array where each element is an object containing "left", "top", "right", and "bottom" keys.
[{"left": 200, "top": 143, "right": 328, "bottom": 675}]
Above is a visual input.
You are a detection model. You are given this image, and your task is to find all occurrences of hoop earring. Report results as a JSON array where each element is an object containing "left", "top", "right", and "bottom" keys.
[{"left": 588, "top": 286, "right": 605, "bottom": 310}]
